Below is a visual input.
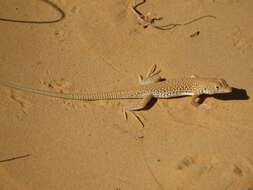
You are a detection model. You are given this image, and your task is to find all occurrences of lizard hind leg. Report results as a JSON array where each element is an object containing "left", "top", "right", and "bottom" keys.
[
  {"left": 123, "top": 94, "right": 153, "bottom": 127},
  {"left": 138, "top": 64, "right": 162, "bottom": 85}
]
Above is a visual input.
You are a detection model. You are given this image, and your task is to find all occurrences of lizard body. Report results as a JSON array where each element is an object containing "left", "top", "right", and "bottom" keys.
[
  {"left": 0, "top": 77, "right": 231, "bottom": 100},
  {"left": 0, "top": 65, "right": 232, "bottom": 115}
]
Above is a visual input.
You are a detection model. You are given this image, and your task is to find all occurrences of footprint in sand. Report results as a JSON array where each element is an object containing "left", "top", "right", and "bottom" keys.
[
  {"left": 231, "top": 27, "right": 253, "bottom": 54},
  {"left": 233, "top": 157, "right": 253, "bottom": 177},
  {"left": 9, "top": 90, "right": 32, "bottom": 115},
  {"left": 176, "top": 156, "right": 195, "bottom": 170},
  {"left": 233, "top": 164, "right": 244, "bottom": 177}
]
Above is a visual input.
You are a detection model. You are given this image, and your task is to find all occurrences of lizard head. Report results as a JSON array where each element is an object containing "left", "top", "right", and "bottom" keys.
[{"left": 195, "top": 78, "right": 232, "bottom": 95}]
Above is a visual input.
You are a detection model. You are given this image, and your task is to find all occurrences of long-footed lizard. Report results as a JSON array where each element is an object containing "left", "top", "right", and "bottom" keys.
[{"left": 0, "top": 65, "right": 232, "bottom": 124}]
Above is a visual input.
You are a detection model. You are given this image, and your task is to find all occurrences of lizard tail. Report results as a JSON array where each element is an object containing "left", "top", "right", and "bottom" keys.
[{"left": 0, "top": 80, "right": 136, "bottom": 101}]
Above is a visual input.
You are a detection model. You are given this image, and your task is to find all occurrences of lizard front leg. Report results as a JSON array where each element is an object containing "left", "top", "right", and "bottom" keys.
[{"left": 191, "top": 95, "right": 200, "bottom": 107}]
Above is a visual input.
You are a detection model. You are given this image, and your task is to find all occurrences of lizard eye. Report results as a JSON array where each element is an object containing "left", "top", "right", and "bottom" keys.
[{"left": 215, "top": 86, "right": 219, "bottom": 89}]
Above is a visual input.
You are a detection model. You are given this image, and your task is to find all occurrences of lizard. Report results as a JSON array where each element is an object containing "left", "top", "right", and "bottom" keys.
[{"left": 0, "top": 65, "right": 232, "bottom": 125}]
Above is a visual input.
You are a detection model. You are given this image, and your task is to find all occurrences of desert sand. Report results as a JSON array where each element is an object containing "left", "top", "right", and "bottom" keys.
[{"left": 0, "top": 0, "right": 253, "bottom": 189}]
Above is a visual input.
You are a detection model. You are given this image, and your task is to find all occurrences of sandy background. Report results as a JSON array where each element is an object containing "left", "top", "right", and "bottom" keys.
[{"left": 0, "top": 0, "right": 253, "bottom": 189}]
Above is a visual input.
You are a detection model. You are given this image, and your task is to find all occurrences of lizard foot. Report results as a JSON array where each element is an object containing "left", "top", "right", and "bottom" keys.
[
  {"left": 123, "top": 109, "right": 144, "bottom": 128},
  {"left": 138, "top": 64, "right": 162, "bottom": 85}
]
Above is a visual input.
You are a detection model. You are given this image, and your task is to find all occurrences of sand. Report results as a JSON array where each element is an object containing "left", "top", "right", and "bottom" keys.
[{"left": 0, "top": 0, "right": 253, "bottom": 189}]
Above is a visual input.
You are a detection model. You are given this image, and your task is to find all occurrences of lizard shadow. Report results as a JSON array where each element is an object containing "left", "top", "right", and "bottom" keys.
[
  {"left": 144, "top": 98, "right": 158, "bottom": 110},
  {"left": 198, "top": 87, "right": 249, "bottom": 104}
]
